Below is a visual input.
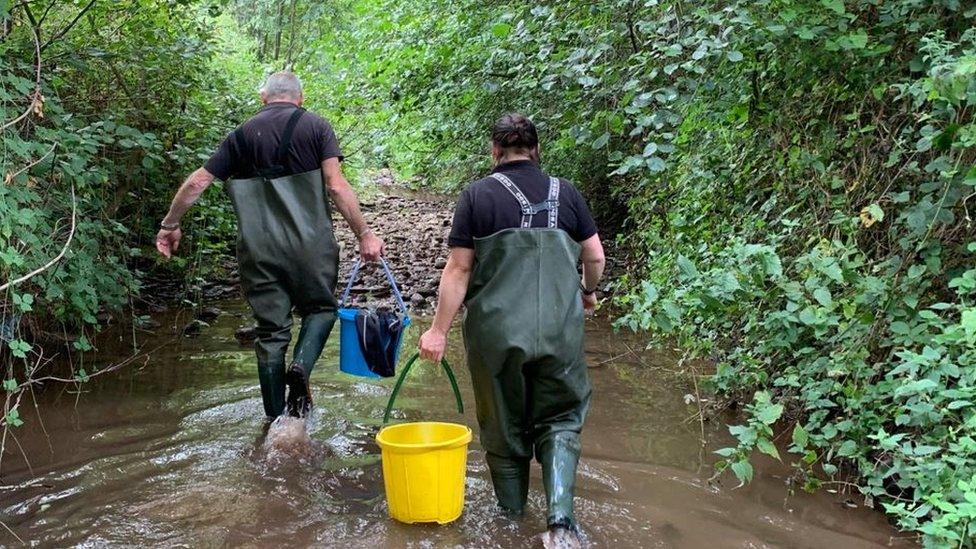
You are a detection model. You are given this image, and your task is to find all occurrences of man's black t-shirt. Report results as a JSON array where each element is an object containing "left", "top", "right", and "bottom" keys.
[
  {"left": 204, "top": 102, "right": 343, "bottom": 181},
  {"left": 448, "top": 160, "right": 598, "bottom": 248}
]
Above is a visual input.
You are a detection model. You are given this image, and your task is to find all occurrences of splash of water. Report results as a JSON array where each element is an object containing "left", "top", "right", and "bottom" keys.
[
  {"left": 540, "top": 527, "right": 582, "bottom": 549},
  {"left": 263, "top": 416, "right": 313, "bottom": 465}
]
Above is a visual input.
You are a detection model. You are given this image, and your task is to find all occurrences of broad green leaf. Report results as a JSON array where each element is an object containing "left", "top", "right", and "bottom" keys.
[
  {"left": 813, "top": 287, "right": 833, "bottom": 308},
  {"left": 757, "top": 437, "right": 781, "bottom": 461},
  {"left": 962, "top": 309, "right": 976, "bottom": 338},
  {"left": 792, "top": 423, "right": 809, "bottom": 449},
  {"left": 490, "top": 23, "right": 511, "bottom": 38},
  {"left": 676, "top": 255, "right": 698, "bottom": 278},
  {"left": 845, "top": 29, "right": 868, "bottom": 50},
  {"left": 821, "top": 0, "right": 845, "bottom": 14},
  {"left": 592, "top": 133, "right": 610, "bottom": 150},
  {"left": 756, "top": 402, "right": 784, "bottom": 425},
  {"left": 837, "top": 439, "right": 858, "bottom": 457},
  {"left": 730, "top": 459, "right": 754, "bottom": 484}
]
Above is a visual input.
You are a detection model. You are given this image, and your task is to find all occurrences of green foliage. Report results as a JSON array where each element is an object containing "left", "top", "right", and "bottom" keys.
[
  {"left": 1, "top": 2, "right": 258, "bottom": 433},
  {"left": 2, "top": 1, "right": 973, "bottom": 544},
  {"left": 320, "top": 0, "right": 976, "bottom": 544}
]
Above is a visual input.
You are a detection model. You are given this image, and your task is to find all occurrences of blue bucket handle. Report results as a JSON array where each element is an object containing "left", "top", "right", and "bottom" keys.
[
  {"left": 339, "top": 257, "right": 409, "bottom": 315},
  {"left": 383, "top": 352, "right": 463, "bottom": 424}
]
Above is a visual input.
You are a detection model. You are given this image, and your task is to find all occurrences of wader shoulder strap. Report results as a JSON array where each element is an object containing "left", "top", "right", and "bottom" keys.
[
  {"left": 489, "top": 172, "right": 534, "bottom": 228},
  {"left": 547, "top": 176, "right": 561, "bottom": 229},
  {"left": 233, "top": 107, "right": 307, "bottom": 180},
  {"left": 275, "top": 107, "right": 306, "bottom": 167},
  {"left": 488, "top": 172, "right": 561, "bottom": 229}
]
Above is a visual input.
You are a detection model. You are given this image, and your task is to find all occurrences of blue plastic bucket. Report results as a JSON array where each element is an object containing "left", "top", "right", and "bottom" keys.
[
  {"left": 339, "top": 309, "right": 412, "bottom": 378},
  {"left": 337, "top": 259, "right": 411, "bottom": 378}
]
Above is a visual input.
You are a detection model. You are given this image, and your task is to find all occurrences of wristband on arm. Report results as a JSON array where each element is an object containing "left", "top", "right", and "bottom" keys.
[{"left": 580, "top": 282, "right": 597, "bottom": 296}]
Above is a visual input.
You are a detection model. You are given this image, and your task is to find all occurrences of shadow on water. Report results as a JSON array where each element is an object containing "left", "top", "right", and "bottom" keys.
[{"left": 0, "top": 301, "right": 912, "bottom": 547}]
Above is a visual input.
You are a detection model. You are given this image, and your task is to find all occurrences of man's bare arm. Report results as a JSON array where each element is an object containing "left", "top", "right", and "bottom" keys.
[
  {"left": 322, "top": 157, "right": 369, "bottom": 237},
  {"left": 162, "top": 167, "right": 215, "bottom": 227},
  {"left": 322, "top": 157, "right": 384, "bottom": 260}
]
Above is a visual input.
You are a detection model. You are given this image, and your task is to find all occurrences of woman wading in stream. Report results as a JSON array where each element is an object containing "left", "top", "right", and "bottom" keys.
[{"left": 419, "top": 113, "right": 606, "bottom": 546}]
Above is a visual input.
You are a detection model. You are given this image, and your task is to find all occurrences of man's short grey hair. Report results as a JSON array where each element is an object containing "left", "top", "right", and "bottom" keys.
[{"left": 260, "top": 71, "right": 303, "bottom": 100}]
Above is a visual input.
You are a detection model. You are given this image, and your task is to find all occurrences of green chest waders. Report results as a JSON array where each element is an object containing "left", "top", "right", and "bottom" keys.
[
  {"left": 462, "top": 173, "right": 592, "bottom": 529},
  {"left": 225, "top": 108, "right": 340, "bottom": 418}
]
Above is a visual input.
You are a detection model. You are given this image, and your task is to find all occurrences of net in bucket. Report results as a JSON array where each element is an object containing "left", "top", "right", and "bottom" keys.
[
  {"left": 337, "top": 258, "right": 411, "bottom": 378},
  {"left": 376, "top": 353, "right": 471, "bottom": 524}
]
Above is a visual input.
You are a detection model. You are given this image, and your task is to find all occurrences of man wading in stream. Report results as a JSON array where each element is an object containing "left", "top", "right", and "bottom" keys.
[
  {"left": 419, "top": 114, "right": 606, "bottom": 546},
  {"left": 155, "top": 71, "right": 384, "bottom": 420}
]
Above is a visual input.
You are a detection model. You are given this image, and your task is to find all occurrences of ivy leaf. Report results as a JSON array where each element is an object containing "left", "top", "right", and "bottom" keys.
[
  {"left": 4, "top": 408, "right": 23, "bottom": 427},
  {"left": 73, "top": 335, "right": 93, "bottom": 352},
  {"left": 756, "top": 402, "right": 784, "bottom": 425},
  {"left": 3, "top": 378, "right": 17, "bottom": 392},
  {"left": 845, "top": 29, "right": 868, "bottom": 50},
  {"left": 12, "top": 292, "right": 34, "bottom": 313},
  {"left": 645, "top": 156, "right": 666, "bottom": 172},
  {"left": 8, "top": 339, "right": 31, "bottom": 359},
  {"left": 727, "top": 51, "right": 744, "bottom": 62},
  {"left": 798, "top": 307, "right": 818, "bottom": 325},
  {"left": 837, "top": 439, "right": 858, "bottom": 457}
]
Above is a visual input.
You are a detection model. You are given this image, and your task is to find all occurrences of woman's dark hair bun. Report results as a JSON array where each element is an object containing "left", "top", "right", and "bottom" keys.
[{"left": 491, "top": 113, "right": 538, "bottom": 150}]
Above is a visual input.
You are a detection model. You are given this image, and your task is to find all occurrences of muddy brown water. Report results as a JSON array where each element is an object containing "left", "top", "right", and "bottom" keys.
[{"left": 0, "top": 302, "right": 910, "bottom": 548}]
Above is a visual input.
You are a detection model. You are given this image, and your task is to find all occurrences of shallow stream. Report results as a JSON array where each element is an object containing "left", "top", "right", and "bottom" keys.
[{"left": 0, "top": 302, "right": 909, "bottom": 547}]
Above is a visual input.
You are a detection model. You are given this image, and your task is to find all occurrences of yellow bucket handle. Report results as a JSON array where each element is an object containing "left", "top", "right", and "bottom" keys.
[{"left": 383, "top": 352, "right": 464, "bottom": 424}]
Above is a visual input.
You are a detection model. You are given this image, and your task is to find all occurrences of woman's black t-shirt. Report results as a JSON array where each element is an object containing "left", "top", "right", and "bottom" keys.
[{"left": 448, "top": 160, "right": 598, "bottom": 249}]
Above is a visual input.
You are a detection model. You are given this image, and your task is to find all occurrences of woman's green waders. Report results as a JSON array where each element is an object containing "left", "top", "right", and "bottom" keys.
[
  {"left": 462, "top": 173, "right": 592, "bottom": 530},
  {"left": 226, "top": 108, "right": 340, "bottom": 418}
]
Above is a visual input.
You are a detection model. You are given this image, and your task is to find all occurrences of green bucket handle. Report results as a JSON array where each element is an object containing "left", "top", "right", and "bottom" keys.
[{"left": 383, "top": 352, "right": 464, "bottom": 424}]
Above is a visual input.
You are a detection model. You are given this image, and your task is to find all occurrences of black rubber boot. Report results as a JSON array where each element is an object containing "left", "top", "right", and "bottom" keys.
[
  {"left": 486, "top": 452, "right": 531, "bottom": 515},
  {"left": 285, "top": 363, "right": 312, "bottom": 418},
  {"left": 537, "top": 431, "right": 583, "bottom": 530},
  {"left": 257, "top": 361, "right": 287, "bottom": 418}
]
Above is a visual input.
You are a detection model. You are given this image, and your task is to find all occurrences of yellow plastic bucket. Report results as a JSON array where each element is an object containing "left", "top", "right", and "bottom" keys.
[{"left": 376, "top": 421, "right": 473, "bottom": 524}]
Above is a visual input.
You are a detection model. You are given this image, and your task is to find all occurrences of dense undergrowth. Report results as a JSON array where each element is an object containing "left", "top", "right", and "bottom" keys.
[
  {"left": 2, "top": 0, "right": 975, "bottom": 544},
  {"left": 336, "top": 1, "right": 976, "bottom": 544}
]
